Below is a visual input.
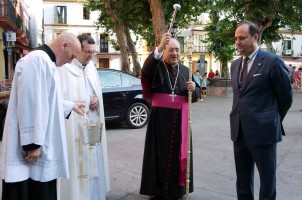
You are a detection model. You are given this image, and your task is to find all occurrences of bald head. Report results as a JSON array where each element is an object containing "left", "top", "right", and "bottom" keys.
[
  {"left": 163, "top": 37, "right": 181, "bottom": 65},
  {"left": 49, "top": 32, "right": 81, "bottom": 66}
]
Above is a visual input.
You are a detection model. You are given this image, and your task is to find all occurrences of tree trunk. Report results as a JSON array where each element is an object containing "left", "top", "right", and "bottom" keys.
[
  {"left": 221, "top": 60, "right": 229, "bottom": 79},
  {"left": 148, "top": 0, "right": 167, "bottom": 46},
  {"left": 253, "top": 19, "right": 272, "bottom": 45},
  {"left": 125, "top": 29, "right": 141, "bottom": 76},
  {"left": 115, "top": 26, "right": 130, "bottom": 72},
  {"left": 266, "top": 42, "right": 274, "bottom": 53},
  {"left": 104, "top": 0, "right": 130, "bottom": 72},
  {"left": 248, "top": 1, "right": 276, "bottom": 45}
]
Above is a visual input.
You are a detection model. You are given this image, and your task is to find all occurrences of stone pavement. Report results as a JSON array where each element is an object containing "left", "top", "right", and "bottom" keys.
[
  {"left": 106, "top": 90, "right": 302, "bottom": 200},
  {"left": 2, "top": 90, "right": 299, "bottom": 199}
]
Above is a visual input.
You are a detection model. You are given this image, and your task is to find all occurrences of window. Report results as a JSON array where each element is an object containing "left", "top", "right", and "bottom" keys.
[
  {"left": 100, "top": 34, "right": 109, "bottom": 53},
  {"left": 121, "top": 74, "right": 131, "bottom": 87},
  {"left": 98, "top": 71, "right": 121, "bottom": 88},
  {"left": 98, "top": 71, "right": 133, "bottom": 88},
  {"left": 178, "top": 37, "right": 184, "bottom": 53},
  {"left": 55, "top": 6, "right": 67, "bottom": 24},
  {"left": 83, "top": 7, "right": 90, "bottom": 20},
  {"left": 132, "top": 77, "right": 141, "bottom": 85},
  {"left": 283, "top": 39, "right": 292, "bottom": 55}
]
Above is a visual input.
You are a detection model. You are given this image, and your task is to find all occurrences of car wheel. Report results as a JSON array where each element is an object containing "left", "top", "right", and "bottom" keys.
[{"left": 125, "top": 102, "right": 149, "bottom": 129}]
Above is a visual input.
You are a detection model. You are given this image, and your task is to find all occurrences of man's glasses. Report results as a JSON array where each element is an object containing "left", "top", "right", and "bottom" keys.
[{"left": 81, "top": 49, "right": 97, "bottom": 55}]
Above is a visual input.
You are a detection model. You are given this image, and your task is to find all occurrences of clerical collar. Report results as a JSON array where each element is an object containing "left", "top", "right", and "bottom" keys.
[
  {"left": 163, "top": 61, "right": 178, "bottom": 68},
  {"left": 35, "top": 44, "right": 56, "bottom": 63}
]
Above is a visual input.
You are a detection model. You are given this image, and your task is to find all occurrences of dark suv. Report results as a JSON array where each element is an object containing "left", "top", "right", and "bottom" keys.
[{"left": 98, "top": 68, "right": 150, "bottom": 128}]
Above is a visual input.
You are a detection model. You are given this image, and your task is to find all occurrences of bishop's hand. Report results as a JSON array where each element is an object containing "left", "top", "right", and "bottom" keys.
[
  {"left": 158, "top": 32, "right": 172, "bottom": 53},
  {"left": 186, "top": 81, "right": 196, "bottom": 92}
]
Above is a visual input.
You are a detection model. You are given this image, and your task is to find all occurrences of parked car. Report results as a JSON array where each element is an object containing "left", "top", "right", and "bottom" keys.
[
  {"left": 98, "top": 68, "right": 150, "bottom": 129},
  {"left": 0, "top": 69, "right": 150, "bottom": 141}
]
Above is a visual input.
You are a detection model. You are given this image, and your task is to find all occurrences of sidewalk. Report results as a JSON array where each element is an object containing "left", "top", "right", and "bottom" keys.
[{"left": 106, "top": 91, "right": 302, "bottom": 200}]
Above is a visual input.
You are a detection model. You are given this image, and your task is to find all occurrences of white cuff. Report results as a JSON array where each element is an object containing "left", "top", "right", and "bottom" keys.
[
  {"left": 63, "top": 100, "right": 74, "bottom": 118},
  {"left": 154, "top": 47, "right": 163, "bottom": 60}
]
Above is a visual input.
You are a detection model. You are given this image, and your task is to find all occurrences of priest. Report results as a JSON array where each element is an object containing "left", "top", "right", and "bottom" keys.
[
  {"left": 1, "top": 32, "right": 85, "bottom": 200},
  {"left": 140, "top": 32, "right": 197, "bottom": 199},
  {"left": 57, "top": 33, "right": 110, "bottom": 200}
]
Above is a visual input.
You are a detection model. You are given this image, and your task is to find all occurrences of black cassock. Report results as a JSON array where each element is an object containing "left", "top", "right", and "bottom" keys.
[
  {"left": 140, "top": 52, "right": 194, "bottom": 199},
  {"left": 2, "top": 179, "right": 57, "bottom": 200}
]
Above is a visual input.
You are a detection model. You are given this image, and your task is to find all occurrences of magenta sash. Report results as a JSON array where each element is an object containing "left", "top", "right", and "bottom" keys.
[{"left": 152, "top": 93, "right": 188, "bottom": 186}]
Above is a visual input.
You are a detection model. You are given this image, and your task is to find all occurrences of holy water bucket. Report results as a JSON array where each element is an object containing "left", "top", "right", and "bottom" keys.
[{"left": 79, "top": 121, "right": 103, "bottom": 145}]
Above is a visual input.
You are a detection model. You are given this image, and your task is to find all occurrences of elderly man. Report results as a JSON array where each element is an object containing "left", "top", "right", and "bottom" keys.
[{"left": 140, "top": 32, "right": 197, "bottom": 199}]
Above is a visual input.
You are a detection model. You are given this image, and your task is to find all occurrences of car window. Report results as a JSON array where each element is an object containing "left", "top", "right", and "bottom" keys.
[
  {"left": 121, "top": 74, "right": 131, "bottom": 87},
  {"left": 98, "top": 71, "right": 122, "bottom": 88},
  {"left": 132, "top": 77, "right": 141, "bottom": 85}
]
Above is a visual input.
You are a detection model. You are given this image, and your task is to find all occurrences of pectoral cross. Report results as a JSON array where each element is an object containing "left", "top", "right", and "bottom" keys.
[{"left": 169, "top": 90, "right": 177, "bottom": 102}]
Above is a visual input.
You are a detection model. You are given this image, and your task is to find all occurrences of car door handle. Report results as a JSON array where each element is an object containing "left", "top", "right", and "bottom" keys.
[{"left": 120, "top": 92, "right": 129, "bottom": 97}]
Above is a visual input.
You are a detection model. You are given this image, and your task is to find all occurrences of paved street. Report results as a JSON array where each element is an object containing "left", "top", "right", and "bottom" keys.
[{"left": 106, "top": 90, "right": 302, "bottom": 200}]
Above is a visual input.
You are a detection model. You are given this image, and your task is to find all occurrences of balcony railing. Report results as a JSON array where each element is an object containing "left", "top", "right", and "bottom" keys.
[
  {"left": 194, "top": 45, "right": 209, "bottom": 53},
  {"left": 0, "top": 0, "right": 16, "bottom": 28}
]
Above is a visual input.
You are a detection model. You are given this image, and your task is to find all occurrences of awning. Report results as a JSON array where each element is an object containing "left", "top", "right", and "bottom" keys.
[{"left": 283, "top": 58, "right": 302, "bottom": 66}]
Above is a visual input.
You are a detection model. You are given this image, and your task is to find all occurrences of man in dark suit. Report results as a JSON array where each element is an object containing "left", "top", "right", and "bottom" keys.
[{"left": 230, "top": 21, "right": 293, "bottom": 200}]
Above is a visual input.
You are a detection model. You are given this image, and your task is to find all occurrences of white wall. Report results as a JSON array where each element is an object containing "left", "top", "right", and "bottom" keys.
[{"left": 272, "top": 33, "right": 302, "bottom": 57}]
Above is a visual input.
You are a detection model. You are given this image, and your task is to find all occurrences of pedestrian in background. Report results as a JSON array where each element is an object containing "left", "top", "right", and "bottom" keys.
[
  {"left": 193, "top": 70, "right": 202, "bottom": 101},
  {"left": 200, "top": 73, "right": 209, "bottom": 102},
  {"left": 294, "top": 67, "right": 302, "bottom": 92},
  {"left": 208, "top": 69, "right": 215, "bottom": 86},
  {"left": 230, "top": 21, "right": 292, "bottom": 200},
  {"left": 57, "top": 33, "right": 110, "bottom": 200},
  {"left": 1, "top": 32, "right": 85, "bottom": 200},
  {"left": 215, "top": 70, "right": 220, "bottom": 79}
]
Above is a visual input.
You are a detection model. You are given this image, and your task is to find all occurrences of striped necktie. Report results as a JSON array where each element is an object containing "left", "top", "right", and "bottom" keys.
[{"left": 239, "top": 57, "right": 249, "bottom": 89}]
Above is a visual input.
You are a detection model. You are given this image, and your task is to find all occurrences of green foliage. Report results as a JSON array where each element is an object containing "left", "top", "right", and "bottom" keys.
[
  {"left": 204, "top": 10, "right": 236, "bottom": 63},
  {"left": 85, "top": 0, "right": 207, "bottom": 47},
  {"left": 163, "top": 0, "right": 206, "bottom": 30},
  {"left": 200, "top": 0, "right": 302, "bottom": 66},
  {"left": 16, "top": 15, "right": 23, "bottom": 30},
  {"left": 201, "top": 0, "right": 302, "bottom": 44}
]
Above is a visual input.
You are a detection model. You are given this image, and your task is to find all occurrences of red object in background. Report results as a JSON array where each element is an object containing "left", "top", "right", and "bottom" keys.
[{"left": 208, "top": 71, "right": 215, "bottom": 79}]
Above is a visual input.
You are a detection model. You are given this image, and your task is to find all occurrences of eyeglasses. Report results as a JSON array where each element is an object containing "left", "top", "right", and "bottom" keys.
[{"left": 81, "top": 49, "right": 97, "bottom": 55}]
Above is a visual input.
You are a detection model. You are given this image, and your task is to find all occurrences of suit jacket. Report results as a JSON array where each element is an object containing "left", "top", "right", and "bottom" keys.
[{"left": 230, "top": 49, "right": 293, "bottom": 145}]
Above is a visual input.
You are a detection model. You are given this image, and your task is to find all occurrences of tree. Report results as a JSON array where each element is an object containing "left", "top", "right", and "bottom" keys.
[
  {"left": 204, "top": 10, "right": 236, "bottom": 78},
  {"left": 200, "top": 0, "right": 302, "bottom": 78},
  {"left": 85, "top": 0, "right": 149, "bottom": 73},
  {"left": 87, "top": 0, "right": 207, "bottom": 51},
  {"left": 202, "top": 0, "right": 302, "bottom": 45},
  {"left": 149, "top": 0, "right": 206, "bottom": 46}
]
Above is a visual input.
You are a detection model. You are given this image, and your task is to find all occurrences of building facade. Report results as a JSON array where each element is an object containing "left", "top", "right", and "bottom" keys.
[
  {"left": 43, "top": 0, "right": 126, "bottom": 70},
  {"left": 0, "top": 0, "right": 32, "bottom": 81}
]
